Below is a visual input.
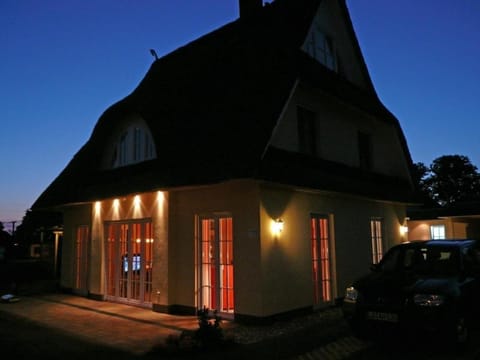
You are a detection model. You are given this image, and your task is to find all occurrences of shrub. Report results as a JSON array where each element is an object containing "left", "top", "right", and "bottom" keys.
[{"left": 195, "top": 306, "right": 223, "bottom": 348}]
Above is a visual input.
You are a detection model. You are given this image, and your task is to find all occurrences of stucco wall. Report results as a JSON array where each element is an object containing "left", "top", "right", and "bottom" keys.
[
  {"left": 169, "top": 179, "right": 261, "bottom": 316},
  {"left": 60, "top": 181, "right": 407, "bottom": 319},
  {"left": 259, "top": 184, "right": 406, "bottom": 317},
  {"left": 270, "top": 85, "right": 411, "bottom": 182},
  {"left": 89, "top": 192, "right": 169, "bottom": 305}
]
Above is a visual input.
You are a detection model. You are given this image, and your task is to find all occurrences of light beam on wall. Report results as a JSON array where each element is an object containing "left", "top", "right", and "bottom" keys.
[{"left": 95, "top": 201, "right": 101, "bottom": 214}]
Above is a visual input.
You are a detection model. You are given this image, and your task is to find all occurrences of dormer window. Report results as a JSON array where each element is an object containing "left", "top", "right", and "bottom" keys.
[
  {"left": 302, "top": 8, "right": 337, "bottom": 72},
  {"left": 304, "top": 27, "right": 336, "bottom": 71},
  {"left": 105, "top": 117, "right": 156, "bottom": 169}
]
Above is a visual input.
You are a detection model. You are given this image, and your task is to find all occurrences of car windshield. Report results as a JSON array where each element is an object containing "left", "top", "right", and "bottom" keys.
[{"left": 377, "top": 245, "right": 461, "bottom": 277}]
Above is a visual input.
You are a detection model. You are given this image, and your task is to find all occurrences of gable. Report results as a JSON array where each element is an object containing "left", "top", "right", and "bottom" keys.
[
  {"left": 301, "top": 0, "right": 375, "bottom": 92},
  {"left": 264, "top": 80, "right": 415, "bottom": 202},
  {"left": 270, "top": 82, "right": 411, "bottom": 177}
]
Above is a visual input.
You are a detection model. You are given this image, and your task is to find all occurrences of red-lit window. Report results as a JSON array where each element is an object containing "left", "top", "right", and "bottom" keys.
[
  {"left": 311, "top": 215, "right": 332, "bottom": 304},
  {"left": 74, "top": 226, "right": 89, "bottom": 291},
  {"left": 198, "top": 215, "right": 234, "bottom": 313},
  {"left": 219, "top": 217, "right": 234, "bottom": 312},
  {"left": 371, "top": 218, "right": 384, "bottom": 264}
]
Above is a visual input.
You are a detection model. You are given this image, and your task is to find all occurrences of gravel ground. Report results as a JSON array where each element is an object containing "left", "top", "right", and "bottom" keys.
[
  {"left": 164, "top": 306, "right": 351, "bottom": 360},
  {"left": 225, "top": 306, "right": 346, "bottom": 344}
]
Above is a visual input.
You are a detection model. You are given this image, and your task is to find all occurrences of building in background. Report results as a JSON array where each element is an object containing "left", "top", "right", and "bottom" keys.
[{"left": 408, "top": 202, "right": 480, "bottom": 241}]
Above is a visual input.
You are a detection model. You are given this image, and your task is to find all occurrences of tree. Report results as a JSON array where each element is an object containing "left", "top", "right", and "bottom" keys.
[
  {"left": 415, "top": 155, "right": 480, "bottom": 207},
  {"left": 412, "top": 161, "right": 435, "bottom": 205}
]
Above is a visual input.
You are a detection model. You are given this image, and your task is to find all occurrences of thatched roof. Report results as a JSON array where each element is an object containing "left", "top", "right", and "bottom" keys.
[{"left": 33, "top": 0, "right": 415, "bottom": 210}]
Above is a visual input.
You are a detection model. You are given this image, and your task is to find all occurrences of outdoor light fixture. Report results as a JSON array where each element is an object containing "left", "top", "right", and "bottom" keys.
[
  {"left": 272, "top": 218, "right": 284, "bottom": 235},
  {"left": 134, "top": 195, "right": 141, "bottom": 207}
]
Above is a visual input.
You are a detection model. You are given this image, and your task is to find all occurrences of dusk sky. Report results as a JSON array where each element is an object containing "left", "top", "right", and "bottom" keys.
[{"left": 1, "top": 0, "right": 479, "bottom": 226}]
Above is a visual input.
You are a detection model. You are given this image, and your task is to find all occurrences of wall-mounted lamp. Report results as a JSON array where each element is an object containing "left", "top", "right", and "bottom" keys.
[
  {"left": 272, "top": 219, "right": 284, "bottom": 235},
  {"left": 400, "top": 225, "right": 409, "bottom": 236}
]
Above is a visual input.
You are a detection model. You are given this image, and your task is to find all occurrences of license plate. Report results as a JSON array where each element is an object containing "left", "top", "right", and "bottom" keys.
[{"left": 367, "top": 311, "right": 398, "bottom": 323}]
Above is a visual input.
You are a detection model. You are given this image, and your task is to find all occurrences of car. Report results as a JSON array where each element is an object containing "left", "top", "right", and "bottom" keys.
[{"left": 342, "top": 239, "right": 480, "bottom": 345}]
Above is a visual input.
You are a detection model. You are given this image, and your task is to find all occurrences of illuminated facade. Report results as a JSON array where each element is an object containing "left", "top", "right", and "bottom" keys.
[{"left": 32, "top": 0, "right": 416, "bottom": 322}]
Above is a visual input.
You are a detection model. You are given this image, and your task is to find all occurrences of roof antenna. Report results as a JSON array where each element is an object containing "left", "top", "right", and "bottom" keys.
[{"left": 150, "top": 49, "right": 158, "bottom": 60}]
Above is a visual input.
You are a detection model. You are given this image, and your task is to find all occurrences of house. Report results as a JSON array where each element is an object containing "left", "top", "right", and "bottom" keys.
[
  {"left": 32, "top": 0, "right": 416, "bottom": 323},
  {"left": 407, "top": 202, "right": 480, "bottom": 241}
]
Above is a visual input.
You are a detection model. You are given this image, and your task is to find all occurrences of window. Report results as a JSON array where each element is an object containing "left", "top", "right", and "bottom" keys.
[
  {"left": 311, "top": 215, "right": 333, "bottom": 304},
  {"left": 105, "top": 221, "right": 154, "bottom": 304},
  {"left": 358, "top": 132, "right": 372, "bottom": 171},
  {"left": 370, "top": 218, "right": 384, "bottom": 264},
  {"left": 304, "top": 27, "right": 336, "bottom": 71},
  {"left": 74, "top": 226, "right": 89, "bottom": 292},
  {"left": 198, "top": 215, "right": 234, "bottom": 313},
  {"left": 110, "top": 124, "right": 156, "bottom": 168},
  {"left": 430, "top": 225, "right": 446, "bottom": 240},
  {"left": 133, "top": 127, "right": 142, "bottom": 162},
  {"left": 297, "top": 106, "right": 317, "bottom": 156},
  {"left": 118, "top": 132, "right": 128, "bottom": 166},
  {"left": 144, "top": 131, "right": 155, "bottom": 159}
]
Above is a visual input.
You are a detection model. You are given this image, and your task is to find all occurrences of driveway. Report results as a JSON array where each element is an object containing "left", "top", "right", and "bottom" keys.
[
  {"left": 0, "top": 293, "right": 200, "bottom": 357},
  {"left": 0, "top": 293, "right": 354, "bottom": 359}
]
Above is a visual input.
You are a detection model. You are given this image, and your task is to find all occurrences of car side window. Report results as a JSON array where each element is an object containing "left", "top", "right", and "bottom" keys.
[
  {"left": 378, "top": 247, "right": 401, "bottom": 272},
  {"left": 403, "top": 248, "right": 425, "bottom": 271}
]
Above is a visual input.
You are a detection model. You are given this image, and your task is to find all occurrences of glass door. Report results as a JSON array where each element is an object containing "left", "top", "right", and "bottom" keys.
[
  {"left": 105, "top": 220, "right": 153, "bottom": 305},
  {"left": 311, "top": 215, "right": 333, "bottom": 305},
  {"left": 199, "top": 215, "right": 234, "bottom": 314}
]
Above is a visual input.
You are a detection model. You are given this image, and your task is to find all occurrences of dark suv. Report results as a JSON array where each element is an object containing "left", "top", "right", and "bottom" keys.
[{"left": 342, "top": 239, "right": 480, "bottom": 344}]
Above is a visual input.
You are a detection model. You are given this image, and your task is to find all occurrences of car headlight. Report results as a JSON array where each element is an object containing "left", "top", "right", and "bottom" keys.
[
  {"left": 413, "top": 294, "right": 445, "bottom": 307},
  {"left": 344, "top": 286, "right": 359, "bottom": 303}
]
